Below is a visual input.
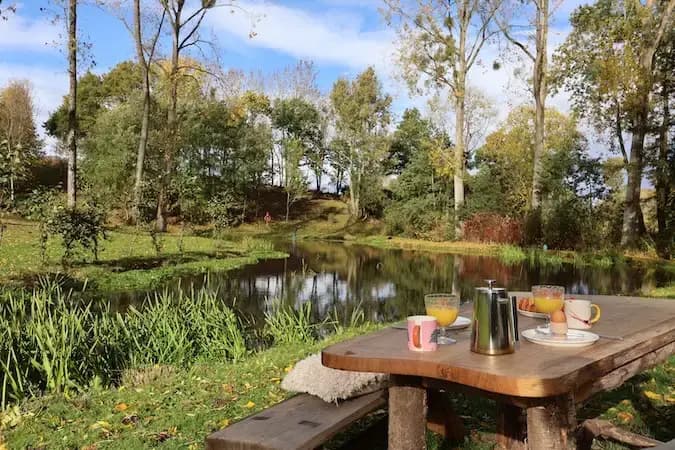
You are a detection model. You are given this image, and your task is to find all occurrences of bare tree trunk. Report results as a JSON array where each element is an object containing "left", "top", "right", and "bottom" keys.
[
  {"left": 285, "top": 191, "right": 290, "bottom": 222},
  {"left": 131, "top": 0, "right": 152, "bottom": 224},
  {"left": 453, "top": 0, "right": 469, "bottom": 239},
  {"left": 531, "top": 0, "right": 548, "bottom": 211},
  {"left": 156, "top": 7, "right": 181, "bottom": 233},
  {"left": 9, "top": 172, "right": 14, "bottom": 205},
  {"left": 621, "top": 103, "right": 647, "bottom": 248},
  {"left": 66, "top": 0, "right": 78, "bottom": 209},
  {"left": 655, "top": 81, "right": 670, "bottom": 258}
]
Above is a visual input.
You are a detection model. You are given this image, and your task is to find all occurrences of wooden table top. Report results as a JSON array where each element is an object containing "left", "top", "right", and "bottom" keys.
[{"left": 322, "top": 293, "right": 675, "bottom": 398}]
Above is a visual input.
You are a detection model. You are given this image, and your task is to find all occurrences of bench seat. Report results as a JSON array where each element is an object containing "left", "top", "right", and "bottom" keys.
[{"left": 206, "top": 390, "right": 386, "bottom": 450}]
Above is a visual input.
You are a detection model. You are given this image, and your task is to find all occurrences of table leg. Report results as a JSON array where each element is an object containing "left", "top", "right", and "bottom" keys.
[
  {"left": 426, "top": 389, "right": 466, "bottom": 442},
  {"left": 389, "top": 375, "right": 427, "bottom": 450},
  {"left": 496, "top": 402, "right": 526, "bottom": 450},
  {"left": 526, "top": 394, "right": 576, "bottom": 450}
]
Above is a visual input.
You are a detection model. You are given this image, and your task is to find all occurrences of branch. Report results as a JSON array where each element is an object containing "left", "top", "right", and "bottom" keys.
[{"left": 497, "top": 17, "right": 535, "bottom": 61}]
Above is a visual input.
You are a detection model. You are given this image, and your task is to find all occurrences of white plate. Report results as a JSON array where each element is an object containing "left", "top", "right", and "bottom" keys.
[
  {"left": 392, "top": 316, "right": 471, "bottom": 330},
  {"left": 521, "top": 328, "right": 599, "bottom": 348},
  {"left": 518, "top": 308, "right": 549, "bottom": 319}
]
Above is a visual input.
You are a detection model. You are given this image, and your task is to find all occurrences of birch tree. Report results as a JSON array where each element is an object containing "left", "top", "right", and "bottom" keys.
[{"left": 384, "top": 0, "right": 502, "bottom": 236}]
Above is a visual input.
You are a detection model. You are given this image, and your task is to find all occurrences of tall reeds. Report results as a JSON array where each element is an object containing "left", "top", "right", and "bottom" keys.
[{"left": 0, "top": 284, "right": 247, "bottom": 409}]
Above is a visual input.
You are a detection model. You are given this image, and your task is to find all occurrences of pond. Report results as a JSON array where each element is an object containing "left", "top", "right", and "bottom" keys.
[{"left": 109, "top": 240, "right": 674, "bottom": 326}]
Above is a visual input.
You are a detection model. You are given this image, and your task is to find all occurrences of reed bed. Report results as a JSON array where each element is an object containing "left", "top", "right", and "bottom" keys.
[{"left": 0, "top": 284, "right": 247, "bottom": 409}]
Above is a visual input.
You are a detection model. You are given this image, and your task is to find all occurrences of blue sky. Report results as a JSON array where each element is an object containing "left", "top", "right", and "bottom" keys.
[{"left": 0, "top": 0, "right": 590, "bottom": 151}]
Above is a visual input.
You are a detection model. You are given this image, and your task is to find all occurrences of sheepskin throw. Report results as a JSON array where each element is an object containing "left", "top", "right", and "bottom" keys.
[{"left": 281, "top": 353, "right": 388, "bottom": 403}]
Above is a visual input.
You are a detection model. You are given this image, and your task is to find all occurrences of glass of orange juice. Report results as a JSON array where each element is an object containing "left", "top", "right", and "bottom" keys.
[
  {"left": 531, "top": 285, "right": 565, "bottom": 314},
  {"left": 425, "top": 293, "right": 460, "bottom": 344}
]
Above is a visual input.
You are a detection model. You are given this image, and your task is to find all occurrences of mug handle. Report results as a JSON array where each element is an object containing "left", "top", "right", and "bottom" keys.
[
  {"left": 412, "top": 325, "right": 422, "bottom": 349},
  {"left": 590, "top": 304, "right": 601, "bottom": 324}
]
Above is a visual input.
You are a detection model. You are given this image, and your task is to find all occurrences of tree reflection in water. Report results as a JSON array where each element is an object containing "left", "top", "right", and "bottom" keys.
[{"left": 109, "top": 240, "right": 673, "bottom": 327}]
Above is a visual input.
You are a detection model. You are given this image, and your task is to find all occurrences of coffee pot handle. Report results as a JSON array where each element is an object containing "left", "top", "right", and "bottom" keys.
[{"left": 511, "top": 296, "right": 519, "bottom": 342}]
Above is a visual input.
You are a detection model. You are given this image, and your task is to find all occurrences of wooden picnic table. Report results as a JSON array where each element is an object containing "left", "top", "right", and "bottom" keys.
[{"left": 322, "top": 293, "right": 675, "bottom": 450}]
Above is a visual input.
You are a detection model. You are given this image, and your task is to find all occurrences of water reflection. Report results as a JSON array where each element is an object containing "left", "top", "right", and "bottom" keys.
[{"left": 110, "top": 240, "right": 673, "bottom": 325}]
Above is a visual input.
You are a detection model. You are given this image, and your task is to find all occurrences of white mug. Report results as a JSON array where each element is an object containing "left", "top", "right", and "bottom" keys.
[{"left": 564, "top": 299, "right": 601, "bottom": 329}]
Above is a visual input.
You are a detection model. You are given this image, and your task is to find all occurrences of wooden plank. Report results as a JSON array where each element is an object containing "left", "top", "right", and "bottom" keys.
[
  {"left": 205, "top": 390, "right": 386, "bottom": 450},
  {"left": 322, "top": 295, "right": 675, "bottom": 398},
  {"left": 576, "top": 419, "right": 662, "bottom": 450},
  {"left": 575, "top": 341, "right": 675, "bottom": 405},
  {"left": 388, "top": 376, "right": 427, "bottom": 450}
]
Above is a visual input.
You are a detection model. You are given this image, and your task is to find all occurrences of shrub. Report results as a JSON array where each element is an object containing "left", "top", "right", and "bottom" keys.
[
  {"left": 207, "top": 191, "right": 243, "bottom": 236},
  {"left": 463, "top": 213, "right": 522, "bottom": 244},
  {"left": 384, "top": 196, "right": 448, "bottom": 240},
  {"left": 46, "top": 203, "right": 107, "bottom": 267}
]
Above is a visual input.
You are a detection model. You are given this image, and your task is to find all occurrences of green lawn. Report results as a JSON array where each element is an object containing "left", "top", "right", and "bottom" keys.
[
  {"left": 0, "top": 220, "right": 286, "bottom": 292},
  {"left": 2, "top": 324, "right": 672, "bottom": 450}
]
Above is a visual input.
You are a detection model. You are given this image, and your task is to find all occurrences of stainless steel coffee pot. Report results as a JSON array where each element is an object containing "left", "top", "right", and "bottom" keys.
[{"left": 470, "top": 280, "right": 518, "bottom": 355}]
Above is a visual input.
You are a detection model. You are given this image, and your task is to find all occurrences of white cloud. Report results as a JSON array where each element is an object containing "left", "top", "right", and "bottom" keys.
[
  {"left": 0, "top": 12, "right": 60, "bottom": 52},
  {"left": 207, "top": 1, "right": 395, "bottom": 71}
]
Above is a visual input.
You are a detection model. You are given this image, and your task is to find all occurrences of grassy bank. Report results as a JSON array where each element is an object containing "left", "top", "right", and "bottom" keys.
[
  {"left": 2, "top": 334, "right": 673, "bottom": 449},
  {"left": 1, "top": 285, "right": 673, "bottom": 449},
  {"left": 0, "top": 220, "right": 286, "bottom": 292},
  {"left": 220, "top": 198, "right": 674, "bottom": 271}
]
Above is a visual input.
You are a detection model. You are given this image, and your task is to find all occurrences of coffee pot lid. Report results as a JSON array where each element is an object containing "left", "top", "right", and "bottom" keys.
[{"left": 475, "top": 279, "right": 505, "bottom": 291}]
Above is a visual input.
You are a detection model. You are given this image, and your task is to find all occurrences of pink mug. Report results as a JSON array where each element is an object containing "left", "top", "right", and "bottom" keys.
[{"left": 407, "top": 315, "right": 438, "bottom": 352}]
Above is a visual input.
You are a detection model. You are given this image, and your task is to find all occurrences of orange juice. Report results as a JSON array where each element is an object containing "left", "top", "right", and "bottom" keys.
[
  {"left": 533, "top": 297, "right": 563, "bottom": 313},
  {"left": 426, "top": 306, "right": 459, "bottom": 327}
]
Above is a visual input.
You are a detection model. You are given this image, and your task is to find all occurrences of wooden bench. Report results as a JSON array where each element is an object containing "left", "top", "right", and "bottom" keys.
[{"left": 205, "top": 390, "right": 386, "bottom": 450}]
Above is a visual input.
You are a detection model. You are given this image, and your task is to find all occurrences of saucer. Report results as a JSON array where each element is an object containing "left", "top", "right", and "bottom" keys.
[
  {"left": 392, "top": 316, "right": 471, "bottom": 330},
  {"left": 521, "top": 328, "right": 599, "bottom": 348}
]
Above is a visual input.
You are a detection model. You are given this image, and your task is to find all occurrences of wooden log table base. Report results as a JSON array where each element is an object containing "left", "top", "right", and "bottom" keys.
[{"left": 322, "top": 294, "right": 675, "bottom": 450}]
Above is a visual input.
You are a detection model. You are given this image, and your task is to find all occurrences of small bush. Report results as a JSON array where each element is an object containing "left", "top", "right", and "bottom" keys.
[
  {"left": 464, "top": 213, "right": 522, "bottom": 244},
  {"left": 384, "top": 196, "right": 448, "bottom": 240},
  {"left": 46, "top": 203, "right": 107, "bottom": 266}
]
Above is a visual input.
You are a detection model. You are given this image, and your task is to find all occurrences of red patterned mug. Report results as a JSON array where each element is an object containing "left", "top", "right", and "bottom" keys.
[{"left": 407, "top": 315, "right": 438, "bottom": 352}]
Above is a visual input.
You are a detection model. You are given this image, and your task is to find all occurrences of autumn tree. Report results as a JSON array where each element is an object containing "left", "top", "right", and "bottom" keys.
[
  {"left": 553, "top": 0, "right": 675, "bottom": 248},
  {"left": 330, "top": 67, "right": 391, "bottom": 217},
  {"left": 0, "top": 80, "right": 40, "bottom": 205},
  {"left": 384, "top": 0, "right": 502, "bottom": 236}
]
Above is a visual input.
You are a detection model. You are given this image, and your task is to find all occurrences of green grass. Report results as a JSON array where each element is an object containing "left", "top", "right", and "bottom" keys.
[
  {"left": 0, "top": 325, "right": 383, "bottom": 450},
  {"left": 0, "top": 221, "right": 286, "bottom": 292},
  {"left": 645, "top": 283, "right": 675, "bottom": 299},
  {"left": 3, "top": 336, "right": 672, "bottom": 450}
]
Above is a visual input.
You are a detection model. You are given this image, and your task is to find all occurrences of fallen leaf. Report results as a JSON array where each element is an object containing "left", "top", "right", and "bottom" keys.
[
  {"left": 270, "top": 377, "right": 281, "bottom": 383},
  {"left": 284, "top": 365, "right": 293, "bottom": 373},
  {"left": 219, "top": 418, "right": 230, "bottom": 428},
  {"left": 643, "top": 391, "right": 663, "bottom": 401},
  {"left": 114, "top": 403, "right": 128, "bottom": 412},
  {"left": 121, "top": 415, "right": 140, "bottom": 425},
  {"left": 617, "top": 411, "right": 634, "bottom": 424},
  {"left": 244, "top": 382, "right": 252, "bottom": 389},
  {"left": 245, "top": 401, "right": 255, "bottom": 409},
  {"left": 222, "top": 384, "right": 234, "bottom": 393},
  {"left": 665, "top": 395, "right": 675, "bottom": 403}
]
